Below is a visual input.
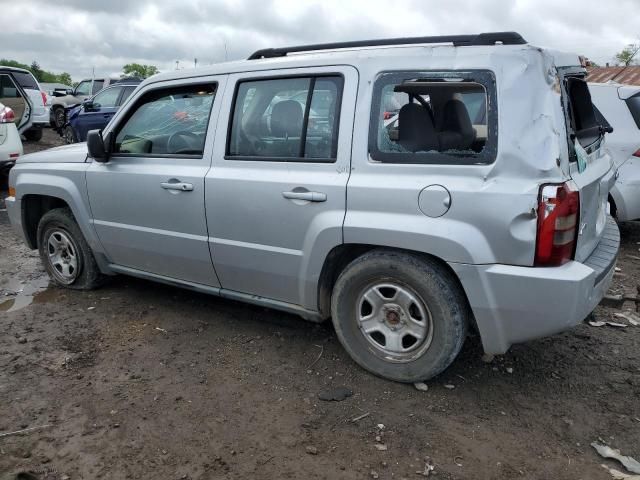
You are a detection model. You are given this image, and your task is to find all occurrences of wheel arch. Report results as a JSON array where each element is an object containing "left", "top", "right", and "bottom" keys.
[
  {"left": 16, "top": 174, "right": 102, "bottom": 255},
  {"left": 21, "top": 194, "right": 72, "bottom": 249},
  {"left": 317, "top": 244, "right": 475, "bottom": 329}
]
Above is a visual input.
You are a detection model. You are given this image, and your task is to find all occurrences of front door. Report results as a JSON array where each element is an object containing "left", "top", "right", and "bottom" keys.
[
  {"left": 206, "top": 67, "right": 357, "bottom": 307},
  {"left": 86, "top": 76, "right": 227, "bottom": 286},
  {"left": 78, "top": 85, "right": 122, "bottom": 140}
]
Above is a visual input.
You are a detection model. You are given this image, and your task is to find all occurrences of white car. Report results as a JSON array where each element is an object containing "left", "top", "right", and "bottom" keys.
[
  {"left": 0, "top": 102, "right": 23, "bottom": 174},
  {"left": 0, "top": 71, "right": 31, "bottom": 173},
  {"left": 590, "top": 83, "right": 640, "bottom": 221},
  {"left": 0, "top": 66, "right": 49, "bottom": 142}
]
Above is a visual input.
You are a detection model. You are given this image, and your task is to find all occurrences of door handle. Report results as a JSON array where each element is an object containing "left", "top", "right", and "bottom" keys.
[
  {"left": 282, "top": 190, "right": 327, "bottom": 202},
  {"left": 161, "top": 181, "right": 193, "bottom": 191}
]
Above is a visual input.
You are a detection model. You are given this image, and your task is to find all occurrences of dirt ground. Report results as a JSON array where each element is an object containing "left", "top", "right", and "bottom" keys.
[{"left": 0, "top": 129, "right": 639, "bottom": 480}]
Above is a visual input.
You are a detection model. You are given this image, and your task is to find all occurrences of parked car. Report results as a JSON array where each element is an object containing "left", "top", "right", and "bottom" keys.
[
  {"left": 6, "top": 32, "right": 619, "bottom": 382},
  {"left": 40, "top": 82, "right": 73, "bottom": 99},
  {"left": 50, "top": 77, "right": 141, "bottom": 129},
  {"left": 0, "top": 70, "right": 33, "bottom": 164},
  {"left": 63, "top": 80, "right": 141, "bottom": 143},
  {"left": 589, "top": 82, "right": 640, "bottom": 221},
  {"left": 0, "top": 101, "right": 24, "bottom": 174},
  {"left": 0, "top": 66, "right": 49, "bottom": 141}
]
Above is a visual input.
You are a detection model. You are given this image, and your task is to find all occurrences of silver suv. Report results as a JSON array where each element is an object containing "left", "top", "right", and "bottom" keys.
[{"left": 6, "top": 32, "right": 619, "bottom": 382}]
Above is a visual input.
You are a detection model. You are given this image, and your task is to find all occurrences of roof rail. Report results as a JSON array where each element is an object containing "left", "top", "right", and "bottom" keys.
[{"left": 248, "top": 31, "right": 526, "bottom": 60}]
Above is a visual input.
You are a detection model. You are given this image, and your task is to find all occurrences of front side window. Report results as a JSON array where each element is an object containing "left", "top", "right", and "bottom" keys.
[
  {"left": 118, "top": 86, "right": 137, "bottom": 106},
  {"left": 113, "top": 83, "right": 216, "bottom": 157},
  {"left": 91, "top": 80, "right": 105, "bottom": 95},
  {"left": 92, "top": 87, "right": 122, "bottom": 108},
  {"left": 369, "top": 71, "right": 496, "bottom": 164},
  {"left": 75, "top": 81, "right": 91, "bottom": 97},
  {"left": 227, "top": 75, "right": 343, "bottom": 162}
]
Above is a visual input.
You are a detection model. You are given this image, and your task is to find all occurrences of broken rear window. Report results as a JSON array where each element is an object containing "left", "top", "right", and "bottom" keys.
[
  {"left": 565, "top": 77, "right": 602, "bottom": 150},
  {"left": 368, "top": 71, "right": 497, "bottom": 165},
  {"left": 626, "top": 92, "right": 640, "bottom": 130}
]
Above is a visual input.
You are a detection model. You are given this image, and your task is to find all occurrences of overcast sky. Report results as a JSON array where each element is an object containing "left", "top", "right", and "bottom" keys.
[{"left": 1, "top": 0, "right": 638, "bottom": 82}]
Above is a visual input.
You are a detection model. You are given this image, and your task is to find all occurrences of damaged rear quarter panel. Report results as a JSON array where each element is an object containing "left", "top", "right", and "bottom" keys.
[{"left": 344, "top": 45, "right": 571, "bottom": 266}]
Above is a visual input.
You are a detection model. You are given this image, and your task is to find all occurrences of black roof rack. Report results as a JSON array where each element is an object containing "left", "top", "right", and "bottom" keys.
[{"left": 248, "top": 31, "right": 526, "bottom": 60}]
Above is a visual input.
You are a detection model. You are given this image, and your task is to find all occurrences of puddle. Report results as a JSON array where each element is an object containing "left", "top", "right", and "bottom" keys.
[{"left": 0, "top": 276, "right": 51, "bottom": 313}]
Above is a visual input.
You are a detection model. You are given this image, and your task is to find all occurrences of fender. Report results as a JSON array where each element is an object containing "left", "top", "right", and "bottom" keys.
[{"left": 14, "top": 167, "right": 106, "bottom": 259}]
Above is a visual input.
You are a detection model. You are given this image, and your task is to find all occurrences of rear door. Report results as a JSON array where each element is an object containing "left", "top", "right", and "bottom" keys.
[
  {"left": 560, "top": 72, "right": 614, "bottom": 262},
  {"left": 86, "top": 76, "right": 227, "bottom": 286},
  {"left": 206, "top": 66, "right": 357, "bottom": 307},
  {"left": 0, "top": 73, "right": 32, "bottom": 133}
]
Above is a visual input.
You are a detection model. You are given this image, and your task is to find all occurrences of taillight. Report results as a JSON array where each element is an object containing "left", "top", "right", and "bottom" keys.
[
  {"left": 0, "top": 106, "right": 15, "bottom": 123},
  {"left": 535, "top": 182, "right": 580, "bottom": 266},
  {"left": 383, "top": 111, "right": 393, "bottom": 120},
  {"left": 633, "top": 148, "right": 640, "bottom": 158},
  {"left": 41, "top": 91, "right": 48, "bottom": 106}
]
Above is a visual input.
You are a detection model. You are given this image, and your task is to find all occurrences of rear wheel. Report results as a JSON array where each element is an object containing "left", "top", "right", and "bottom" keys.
[
  {"left": 37, "top": 208, "right": 105, "bottom": 290},
  {"left": 331, "top": 250, "right": 468, "bottom": 382},
  {"left": 24, "top": 127, "right": 43, "bottom": 142}
]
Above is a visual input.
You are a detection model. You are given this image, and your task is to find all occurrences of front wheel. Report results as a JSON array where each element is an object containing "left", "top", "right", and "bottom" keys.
[
  {"left": 64, "top": 125, "right": 78, "bottom": 144},
  {"left": 37, "top": 208, "right": 105, "bottom": 290},
  {"left": 53, "top": 107, "right": 66, "bottom": 129},
  {"left": 331, "top": 250, "right": 468, "bottom": 382}
]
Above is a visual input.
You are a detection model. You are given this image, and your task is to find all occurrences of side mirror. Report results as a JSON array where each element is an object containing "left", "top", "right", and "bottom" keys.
[
  {"left": 87, "top": 130, "right": 111, "bottom": 162},
  {"left": 83, "top": 100, "right": 96, "bottom": 111}
]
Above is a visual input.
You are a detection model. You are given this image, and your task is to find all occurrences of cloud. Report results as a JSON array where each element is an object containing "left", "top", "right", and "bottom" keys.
[{"left": 0, "top": 0, "right": 637, "bottom": 81}]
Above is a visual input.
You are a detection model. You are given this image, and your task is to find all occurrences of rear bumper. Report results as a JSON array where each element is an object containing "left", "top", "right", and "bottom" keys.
[
  {"left": 450, "top": 217, "right": 620, "bottom": 354},
  {"left": 31, "top": 107, "right": 50, "bottom": 126}
]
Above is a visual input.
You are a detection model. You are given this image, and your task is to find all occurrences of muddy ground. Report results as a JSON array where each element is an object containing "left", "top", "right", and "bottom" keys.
[{"left": 0, "top": 129, "right": 639, "bottom": 479}]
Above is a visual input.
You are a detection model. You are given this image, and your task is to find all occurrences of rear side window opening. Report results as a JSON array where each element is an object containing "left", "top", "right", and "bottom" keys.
[
  {"left": 626, "top": 92, "right": 640, "bottom": 130},
  {"left": 226, "top": 75, "right": 344, "bottom": 163},
  {"left": 565, "top": 77, "right": 602, "bottom": 150},
  {"left": 368, "top": 70, "right": 497, "bottom": 165}
]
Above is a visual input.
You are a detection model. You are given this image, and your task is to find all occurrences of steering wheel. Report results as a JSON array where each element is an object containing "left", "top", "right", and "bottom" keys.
[{"left": 167, "top": 130, "right": 200, "bottom": 154}]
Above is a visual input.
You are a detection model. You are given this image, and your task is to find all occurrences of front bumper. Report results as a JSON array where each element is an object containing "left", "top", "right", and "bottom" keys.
[
  {"left": 451, "top": 216, "right": 620, "bottom": 354},
  {"left": 5, "top": 195, "right": 26, "bottom": 243}
]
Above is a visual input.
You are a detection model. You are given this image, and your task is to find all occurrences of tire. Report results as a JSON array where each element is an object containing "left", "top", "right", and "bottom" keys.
[
  {"left": 37, "top": 208, "right": 105, "bottom": 290},
  {"left": 331, "top": 249, "right": 468, "bottom": 382},
  {"left": 64, "top": 125, "right": 78, "bottom": 144},
  {"left": 24, "top": 127, "right": 43, "bottom": 142},
  {"left": 53, "top": 107, "right": 66, "bottom": 129}
]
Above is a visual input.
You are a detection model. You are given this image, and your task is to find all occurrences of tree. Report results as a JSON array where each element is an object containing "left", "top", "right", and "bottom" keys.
[
  {"left": 615, "top": 43, "right": 640, "bottom": 66},
  {"left": 0, "top": 58, "right": 73, "bottom": 85},
  {"left": 57, "top": 72, "right": 73, "bottom": 86},
  {"left": 30, "top": 61, "right": 44, "bottom": 81},
  {"left": 122, "top": 63, "right": 159, "bottom": 79}
]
